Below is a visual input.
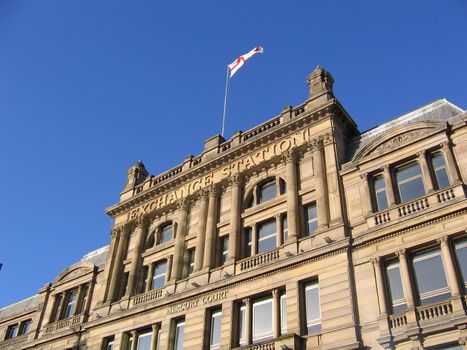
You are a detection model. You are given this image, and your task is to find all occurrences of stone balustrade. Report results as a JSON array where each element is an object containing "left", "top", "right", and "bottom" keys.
[
  {"left": 233, "top": 334, "right": 304, "bottom": 350},
  {"left": 131, "top": 288, "right": 164, "bottom": 307},
  {"left": 388, "top": 312, "right": 407, "bottom": 330},
  {"left": 44, "top": 314, "right": 83, "bottom": 335},
  {"left": 238, "top": 250, "right": 280, "bottom": 272},
  {"left": 416, "top": 300, "right": 453, "bottom": 321}
]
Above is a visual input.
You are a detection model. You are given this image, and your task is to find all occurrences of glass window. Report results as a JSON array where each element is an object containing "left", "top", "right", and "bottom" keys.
[
  {"left": 244, "top": 228, "right": 252, "bottom": 257},
  {"left": 5, "top": 324, "right": 18, "bottom": 339},
  {"left": 107, "top": 340, "right": 114, "bottom": 350},
  {"left": 305, "top": 204, "right": 318, "bottom": 236},
  {"left": 152, "top": 260, "right": 167, "bottom": 290},
  {"left": 63, "top": 289, "right": 78, "bottom": 319},
  {"left": 210, "top": 310, "right": 222, "bottom": 349},
  {"left": 220, "top": 237, "right": 229, "bottom": 264},
  {"left": 19, "top": 320, "right": 31, "bottom": 336},
  {"left": 188, "top": 249, "right": 195, "bottom": 275},
  {"left": 431, "top": 153, "right": 451, "bottom": 189},
  {"left": 137, "top": 332, "right": 152, "bottom": 350},
  {"left": 78, "top": 285, "right": 89, "bottom": 314},
  {"left": 104, "top": 337, "right": 115, "bottom": 350},
  {"left": 412, "top": 249, "right": 450, "bottom": 305},
  {"left": 51, "top": 294, "right": 63, "bottom": 322},
  {"left": 373, "top": 175, "right": 388, "bottom": 211},
  {"left": 385, "top": 261, "right": 406, "bottom": 313},
  {"left": 174, "top": 320, "right": 185, "bottom": 350},
  {"left": 395, "top": 162, "right": 426, "bottom": 203},
  {"left": 259, "top": 180, "right": 277, "bottom": 203},
  {"left": 252, "top": 297, "right": 273, "bottom": 343},
  {"left": 159, "top": 225, "right": 173, "bottom": 244},
  {"left": 238, "top": 304, "right": 246, "bottom": 346},
  {"left": 455, "top": 240, "right": 467, "bottom": 287},
  {"left": 282, "top": 216, "right": 288, "bottom": 242},
  {"left": 258, "top": 220, "right": 277, "bottom": 253},
  {"left": 304, "top": 281, "right": 321, "bottom": 334},
  {"left": 280, "top": 293, "right": 287, "bottom": 336}
]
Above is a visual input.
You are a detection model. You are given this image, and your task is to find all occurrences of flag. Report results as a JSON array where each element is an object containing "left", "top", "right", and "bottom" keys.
[{"left": 228, "top": 46, "right": 264, "bottom": 78}]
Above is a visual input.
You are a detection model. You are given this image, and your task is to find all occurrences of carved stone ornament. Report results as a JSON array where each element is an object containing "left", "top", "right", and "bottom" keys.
[
  {"left": 281, "top": 149, "right": 296, "bottom": 164},
  {"left": 369, "top": 129, "right": 432, "bottom": 156}
]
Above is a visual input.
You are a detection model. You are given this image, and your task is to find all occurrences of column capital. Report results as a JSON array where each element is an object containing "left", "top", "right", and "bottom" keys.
[
  {"left": 322, "top": 132, "right": 333, "bottom": 146},
  {"left": 417, "top": 150, "right": 427, "bottom": 158},
  {"left": 274, "top": 213, "right": 282, "bottom": 220},
  {"left": 307, "top": 137, "right": 324, "bottom": 151},
  {"left": 229, "top": 174, "right": 241, "bottom": 187},
  {"left": 441, "top": 140, "right": 453, "bottom": 149},
  {"left": 136, "top": 215, "right": 149, "bottom": 229},
  {"left": 395, "top": 249, "right": 407, "bottom": 258},
  {"left": 242, "top": 297, "right": 251, "bottom": 306},
  {"left": 437, "top": 235, "right": 450, "bottom": 246},
  {"left": 370, "top": 257, "right": 381, "bottom": 265},
  {"left": 152, "top": 323, "right": 160, "bottom": 331},
  {"left": 209, "top": 185, "right": 219, "bottom": 197},
  {"left": 360, "top": 172, "right": 369, "bottom": 181},
  {"left": 112, "top": 224, "right": 130, "bottom": 237},
  {"left": 272, "top": 288, "right": 280, "bottom": 298},
  {"left": 281, "top": 150, "right": 296, "bottom": 164},
  {"left": 177, "top": 198, "right": 190, "bottom": 211}
]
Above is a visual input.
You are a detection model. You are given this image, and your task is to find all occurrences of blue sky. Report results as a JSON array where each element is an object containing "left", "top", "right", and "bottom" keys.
[{"left": 0, "top": 0, "right": 466, "bottom": 307}]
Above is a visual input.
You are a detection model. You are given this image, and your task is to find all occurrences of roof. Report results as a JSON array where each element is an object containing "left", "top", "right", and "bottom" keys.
[
  {"left": 346, "top": 99, "right": 464, "bottom": 162},
  {"left": 80, "top": 245, "right": 109, "bottom": 268}
]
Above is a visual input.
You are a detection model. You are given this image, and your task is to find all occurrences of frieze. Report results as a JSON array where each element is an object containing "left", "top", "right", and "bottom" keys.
[
  {"left": 166, "top": 290, "right": 228, "bottom": 315},
  {"left": 368, "top": 129, "right": 432, "bottom": 156}
]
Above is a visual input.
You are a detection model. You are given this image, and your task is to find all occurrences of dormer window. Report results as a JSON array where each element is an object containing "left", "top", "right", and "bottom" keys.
[{"left": 158, "top": 224, "right": 173, "bottom": 245}]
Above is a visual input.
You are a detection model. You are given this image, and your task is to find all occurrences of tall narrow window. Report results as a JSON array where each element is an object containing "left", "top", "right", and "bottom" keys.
[
  {"left": 174, "top": 320, "right": 185, "bottom": 350},
  {"left": 252, "top": 297, "right": 273, "bottom": 343},
  {"left": 19, "top": 320, "right": 32, "bottom": 336},
  {"left": 431, "top": 153, "right": 451, "bottom": 189},
  {"left": 78, "top": 285, "right": 89, "bottom": 314},
  {"left": 244, "top": 228, "right": 252, "bottom": 258},
  {"left": 103, "top": 336, "right": 115, "bottom": 350},
  {"left": 412, "top": 249, "right": 450, "bottom": 305},
  {"left": 159, "top": 225, "right": 173, "bottom": 245},
  {"left": 137, "top": 331, "right": 152, "bottom": 350},
  {"left": 280, "top": 293, "right": 287, "bottom": 336},
  {"left": 372, "top": 175, "right": 388, "bottom": 211},
  {"left": 138, "top": 266, "right": 149, "bottom": 294},
  {"left": 209, "top": 309, "right": 222, "bottom": 350},
  {"left": 220, "top": 236, "right": 229, "bottom": 265},
  {"left": 63, "top": 289, "right": 78, "bottom": 319},
  {"left": 5, "top": 324, "right": 18, "bottom": 339},
  {"left": 282, "top": 216, "right": 288, "bottom": 242},
  {"left": 395, "top": 162, "right": 425, "bottom": 203},
  {"left": 259, "top": 180, "right": 277, "bottom": 203},
  {"left": 51, "top": 294, "right": 63, "bottom": 322},
  {"left": 187, "top": 249, "right": 195, "bottom": 275},
  {"left": 119, "top": 272, "right": 129, "bottom": 299},
  {"left": 152, "top": 260, "right": 167, "bottom": 290},
  {"left": 385, "top": 261, "right": 406, "bottom": 313},
  {"left": 304, "top": 281, "right": 321, "bottom": 334},
  {"left": 257, "top": 220, "right": 277, "bottom": 253},
  {"left": 454, "top": 240, "right": 467, "bottom": 289},
  {"left": 305, "top": 204, "right": 318, "bottom": 236}
]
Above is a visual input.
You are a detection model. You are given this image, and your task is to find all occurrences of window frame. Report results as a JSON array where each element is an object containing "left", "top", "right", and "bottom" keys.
[
  {"left": 430, "top": 152, "right": 451, "bottom": 190},
  {"left": 257, "top": 220, "right": 277, "bottom": 254},
  {"left": 152, "top": 260, "right": 168, "bottom": 290},
  {"left": 5, "top": 324, "right": 19, "bottom": 339},
  {"left": 385, "top": 260, "right": 407, "bottom": 313},
  {"left": 304, "top": 281, "right": 321, "bottom": 335},
  {"left": 304, "top": 203, "right": 318, "bottom": 236},
  {"left": 209, "top": 309, "right": 222, "bottom": 350},
  {"left": 395, "top": 161, "right": 426, "bottom": 203},
  {"left": 252, "top": 297, "right": 274, "bottom": 343},
  {"left": 158, "top": 224, "right": 174, "bottom": 245},
  {"left": 372, "top": 174, "right": 389, "bottom": 212}
]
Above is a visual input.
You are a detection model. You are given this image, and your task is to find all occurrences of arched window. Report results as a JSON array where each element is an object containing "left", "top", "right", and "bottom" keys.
[
  {"left": 246, "top": 178, "right": 285, "bottom": 208},
  {"left": 158, "top": 223, "right": 174, "bottom": 245}
]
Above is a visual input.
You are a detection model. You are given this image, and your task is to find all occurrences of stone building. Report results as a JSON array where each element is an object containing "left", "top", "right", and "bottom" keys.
[{"left": 1, "top": 66, "right": 467, "bottom": 350}]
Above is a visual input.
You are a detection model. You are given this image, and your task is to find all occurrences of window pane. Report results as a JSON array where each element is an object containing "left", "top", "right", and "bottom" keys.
[
  {"left": 160, "top": 226, "right": 173, "bottom": 244},
  {"left": 221, "top": 237, "right": 229, "bottom": 264},
  {"left": 252, "top": 298, "right": 273, "bottom": 342},
  {"left": 210, "top": 310, "right": 222, "bottom": 349},
  {"left": 413, "top": 250, "right": 449, "bottom": 304},
  {"left": 244, "top": 228, "right": 252, "bottom": 257},
  {"left": 238, "top": 305, "right": 246, "bottom": 345},
  {"left": 6, "top": 324, "right": 18, "bottom": 339},
  {"left": 280, "top": 294, "right": 287, "bottom": 335},
  {"left": 258, "top": 221, "right": 277, "bottom": 253},
  {"left": 19, "top": 320, "right": 31, "bottom": 335},
  {"left": 174, "top": 321, "right": 185, "bottom": 350},
  {"left": 396, "top": 163, "right": 425, "bottom": 203},
  {"left": 305, "top": 204, "right": 318, "bottom": 235},
  {"left": 386, "top": 262, "right": 406, "bottom": 313},
  {"left": 64, "top": 290, "right": 78, "bottom": 318},
  {"left": 373, "top": 175, "right": 388, "bottom": 211},
  {"left": 137, "top": 333, "right": 152, "bottom": 350},
  {"left": 432, "top": 153, "right": 450, "bottom": 189},
  {"left": 107, "top": 341, "right": 114, "bottom": 350},
  {"left": 188, "top": 249, "right": 195, "bottom": 274},
  {"left": 152, "top": 261, "right": 167, "bottom": 290},
  {"left": 282, "top": 216, "right": 288, "bottom": 242},
  {"left": 305, "top": 282, "right": 321, "bottom": 334},
  {"left": 455, "top": 240, "right": 467, "bottom": 285},
  {"left": 259, "top": 181, "right": 276, "bottom": 203}
]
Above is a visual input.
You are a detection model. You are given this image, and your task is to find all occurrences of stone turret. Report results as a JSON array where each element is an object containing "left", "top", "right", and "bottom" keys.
[
  {"left": 306, "top": 66, "right": 334, "bottom": 109},
  {"left": 123, "top": 160, "right": 149, "bottom": 192}
]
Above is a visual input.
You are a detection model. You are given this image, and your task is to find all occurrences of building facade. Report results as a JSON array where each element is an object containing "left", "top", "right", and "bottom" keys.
[{"left": 1, "top": 67, "right": 467, "bottom": 350}]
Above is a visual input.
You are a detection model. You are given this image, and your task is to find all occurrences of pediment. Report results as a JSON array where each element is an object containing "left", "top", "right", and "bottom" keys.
[
  {"left": 353, "top": 121, "right": 444, "bottom": 162},
  {"left": 52, "top": 261, "right": 95, "bottom": 285}
]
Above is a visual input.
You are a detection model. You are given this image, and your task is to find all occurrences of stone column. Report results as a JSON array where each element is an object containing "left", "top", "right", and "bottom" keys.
[
  {"left": 442, "top": 141, "right": 462, "bottom": 184},
  {"left": 194, "top": 191, "right": 209, "bottom": 272},
  {"left": 146, "top": 263, "right": 154, "bottom": 292},
  {"left": 310, "top": 138, "right": 329, "bottom": 230},
  {"left": 228, "top": 176, "right": 241, "bottom": 263},
  {"left": 361, "top": 173, "right": 373, "bottom": 215},
  {"left": 251, "top": 223, "right": 258, "bottom": 256},
  {"left": 150, "top": 323, "right": 160, "bottom": 350},
  {"left": 243, "top": 298, "right": 252, "bottom": 345},
  {"left": 275, "top": 214, "right": 283, "bottom": 247},
  {"left": 108, "top": 225, "right": 130, "bottom": 302},
  {"left": 101, "top": 228, "right": 119, "bottom": 304},
  {"left": 383, "top": 165, "right": 396, "bottom": 206},
  {"left": 371, "top": 257, "right": 387, "bottom": 315},
  {"left": 419, "top": 151, "right": 435, "bottom": 193},
  {"left": 396, "top": 249, "right": 415, "bottom": 308},
  {"left": 130, "top": 330, "right": 137, "bottom": 350},
  {"left": 438, "top": 236, "right": 461, "bottom": 297},
  {"left": 323, "top": 133, "right": 344, "bottom": 224},
  {"left": 272, "top": 289, "right": 280, "bottom": 339},
  {"left": 165, "top": 256, "right": 173, "bottom": 283},
  {"left": 171, "top": 199, "right": 189, "bottom": 281},
  {"left": 126, "top": 217, "right": 148, "bottom": 297},
  {"left": 283, "top": 150, "right": 299, "bottom": 239},
  {"left": 203, "top": 186, "right": 218, "bottom": 269}
]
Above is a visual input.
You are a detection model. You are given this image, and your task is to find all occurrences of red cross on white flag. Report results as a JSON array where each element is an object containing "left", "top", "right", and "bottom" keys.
[{"left": 228, "top": 46, "right": 264, "bottom": 78}]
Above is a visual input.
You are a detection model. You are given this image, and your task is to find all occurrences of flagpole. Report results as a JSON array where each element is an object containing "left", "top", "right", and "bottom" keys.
[{"left": 221, "top": 65, "right": 230, "bottom": 137}]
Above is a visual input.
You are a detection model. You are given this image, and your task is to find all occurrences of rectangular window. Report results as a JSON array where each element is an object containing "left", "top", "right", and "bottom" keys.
[
  {"left": 51, "top": 294, "right": 63, "bottom": 322},
  {"left": 238, "top": 304, "right": 246, "bottom": 346},
  {"left": 257, "top": 220, "right": 277, "bottom": 253},
  {"left": 19, "top": 320, "right": 32, "bottom": 336},
  {"left": 304, "top": 281, "right": 321, "bottom": 334},
  {"left": 120, "top": 272, "right": 129, "bottom": 300},
  {"left": 137, "top": 331, "right": 152, "bottom": 350},
  {"left": 282, "top": 216, "right": 288, "bottom": 242},
  {"left": 372, "top": 175, "right": 389, "bottom": 211},
  {"left": 244, "top": 228, "right": 252, "bottom": 257},
  {"left": 252, "top": 297, "right": 273, "bottom": 342},
  {"left": 174, "top": 320, "right": 185, "bottom": 350},
  {"left": 188, "top": 249, "right": 195, "bottom": 275},
  {"left": 5, "top": 324, "right": 18, "bottom": 339},
  {"left": 63, "top": 289, "right": 78, "bottom": 319},
  {"left": 412, "top": 249, "right": 450, "bottom": 305},
  {"left": 431, "top": 152, "right": 451, "bottom": 189},
  {"left": 385, "top": 261, "right": 406, "bottom": 313},
  {"left": 220, "top": 236, "right": 229, "bottom": 265},
  {"left": 259, "top": 180, "right": 277, "bottom": 203},
  {"left": 395, "top": 162, "right": 426, "bottom": 203},
  {"left": 103, "top": 336, "right": 115, "bottom": 350},
  {"left": 78, "top": 285, "right": 89, "bottom": 314},
  {"left": 209, "top": 309, "right": 222, "bottom": 349},
  {"left": 305, "top": 204, "right": 318, "bottom": 236},
  {"left": 280, "top": 293, "right": 287, "bottom": 336},
  {"left": 454, "top": 240, "right": 467, "bottom": 288},
  {"left": 152, "top": 260, "right": 167, "bottom": 290}
]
